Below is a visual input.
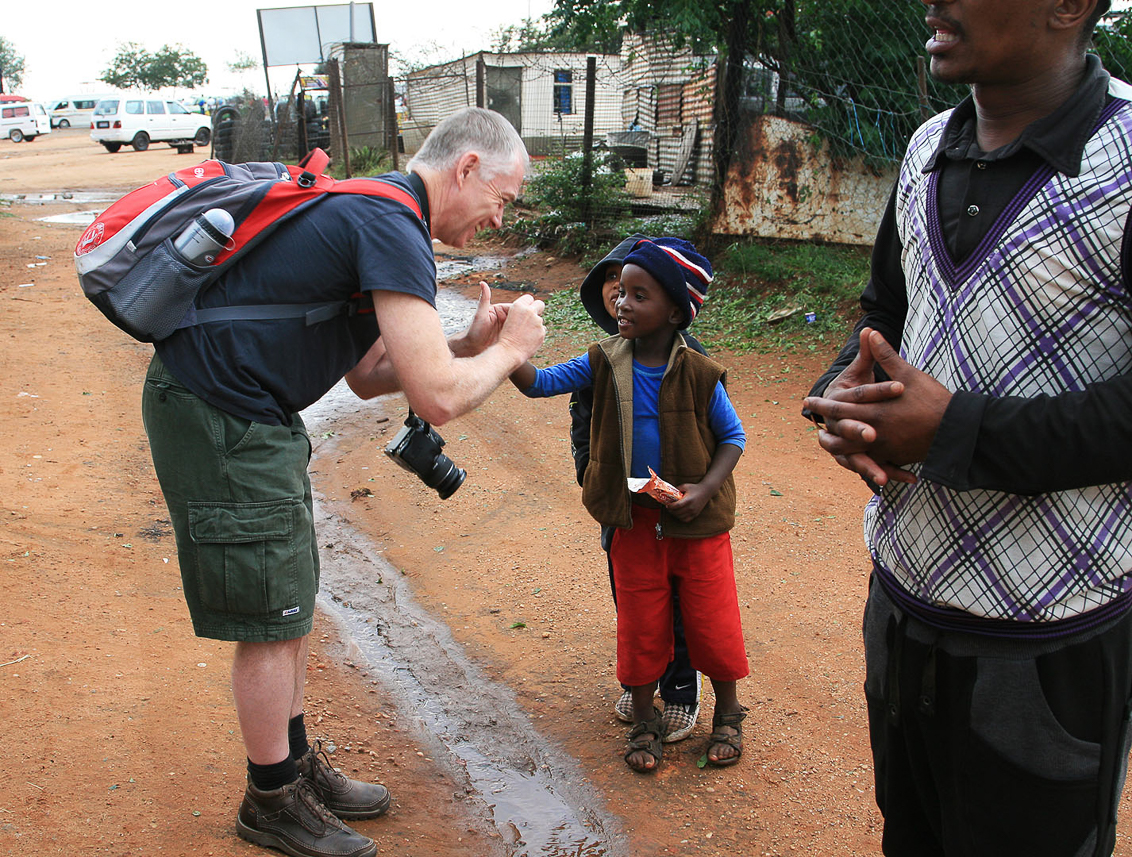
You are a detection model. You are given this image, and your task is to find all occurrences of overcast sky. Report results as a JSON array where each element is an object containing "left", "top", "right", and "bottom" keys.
[{"left": 5, "top": 0, "right": 554, "bottom": 101}]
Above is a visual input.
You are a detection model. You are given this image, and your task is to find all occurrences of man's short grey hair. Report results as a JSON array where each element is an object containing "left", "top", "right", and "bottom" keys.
[{"left": 407, "top": 107, "right": 529, "bottom": 180}]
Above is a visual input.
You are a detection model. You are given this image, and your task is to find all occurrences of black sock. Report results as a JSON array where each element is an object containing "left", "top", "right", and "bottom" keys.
[
  {"left": 248, "top": 756, "right": 298, "bottom": 792},
  {"left": 288, "top": 713, "right": 311, "bottom": 760}
]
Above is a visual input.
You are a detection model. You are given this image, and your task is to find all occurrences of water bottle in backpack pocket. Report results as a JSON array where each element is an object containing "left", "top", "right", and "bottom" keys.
[{"left": 99, "top": 238, "right": 221, "bottom": 343}]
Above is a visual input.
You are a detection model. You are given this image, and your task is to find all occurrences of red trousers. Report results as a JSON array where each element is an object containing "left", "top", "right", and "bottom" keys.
[{"left": 610, "top": 505, "right": 749, "bottom": 686}]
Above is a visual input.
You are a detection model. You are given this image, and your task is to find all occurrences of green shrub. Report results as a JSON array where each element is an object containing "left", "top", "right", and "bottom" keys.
[
  {"left": 329, "top": 145, "right": 393, "bottom": 179},
  {"left": 505, "top": 151, "right": 633, "bottom": 254},
  {"left": 694, "top": 241, "right": 870, "bottom": 353}
]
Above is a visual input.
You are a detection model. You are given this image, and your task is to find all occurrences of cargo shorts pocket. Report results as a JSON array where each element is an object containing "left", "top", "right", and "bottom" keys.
[{"left": 188, "top": 499, "right": 309, "bottom": 618}]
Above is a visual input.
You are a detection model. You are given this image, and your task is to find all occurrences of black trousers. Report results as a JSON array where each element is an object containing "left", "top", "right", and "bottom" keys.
[{"left": 864, "top": 577, "right": 1132, "bottom": 857}]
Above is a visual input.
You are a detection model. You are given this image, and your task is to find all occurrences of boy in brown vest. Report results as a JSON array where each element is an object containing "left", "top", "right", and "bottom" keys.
[
  {"left": 572, "top": 234, "right": 706, "bottom": 743},
  {"left": 511, "top": 237, "right": 748, "bottom": 772}
]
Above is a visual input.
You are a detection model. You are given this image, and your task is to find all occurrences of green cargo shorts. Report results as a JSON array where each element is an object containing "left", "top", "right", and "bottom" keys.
[{"left": 141, "top": 353, "right": 319, "bottom": 642}]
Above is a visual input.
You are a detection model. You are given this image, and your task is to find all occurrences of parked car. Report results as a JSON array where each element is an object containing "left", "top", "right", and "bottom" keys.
[
  {"left": 90, "top": 95, "right": 211, "bottom": 152},
  {"left": 49, "top": 95, "right": 112, "bottom": 129},
  {"left": 1, "top": 101, "right": 52, "bottom": 143}
]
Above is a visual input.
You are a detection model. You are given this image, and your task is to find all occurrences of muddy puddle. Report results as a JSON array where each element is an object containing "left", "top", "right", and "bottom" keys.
[
  {"left": 301, "top": 271, "right": 624, "bottom": 857},
  {"left": 0, "top": 191, "right": 120, "bottom": 227}
]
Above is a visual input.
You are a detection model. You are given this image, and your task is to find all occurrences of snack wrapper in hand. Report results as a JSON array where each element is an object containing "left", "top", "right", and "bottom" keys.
[{"left": 626, "top": 467, "right": 684, "bottom": 505}]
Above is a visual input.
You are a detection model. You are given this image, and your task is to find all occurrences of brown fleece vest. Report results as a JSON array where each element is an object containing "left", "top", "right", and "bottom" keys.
[{"left": 581, "top": 334, "right": 736, "bottom": 537}]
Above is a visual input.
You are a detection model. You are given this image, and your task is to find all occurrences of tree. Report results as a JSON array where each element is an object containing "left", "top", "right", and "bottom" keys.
[
  {"left": 0, "top": 37, "right": 27, "bottom": 93},
  {"left": 100, "top": 43, "right": 208, "bottom": 90},
  {"left": 100, "top": 42, "right": 153, "bottom": 90},
  {"left": 490, "top": 17, "right": 579, "bottom": 53},
  {"left": 547, "top": 0, "right": 732, "bottom": 54},
  {"left": 149, "top": 44, "right": 208, "bottom": 89},
  {"left": 227, "top": 51, "right": 260, "bottom": 74}
]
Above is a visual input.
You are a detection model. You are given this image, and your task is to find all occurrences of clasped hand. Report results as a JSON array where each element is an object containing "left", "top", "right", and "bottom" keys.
[
  {"left": 458, "top": 282, "right": 546, "bottom": 359},
  {"left": 803, "top": 328, "right": 951, "bottom": 489}
]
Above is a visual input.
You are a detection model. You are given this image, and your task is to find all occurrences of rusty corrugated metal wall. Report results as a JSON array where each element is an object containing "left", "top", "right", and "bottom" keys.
[{"left": 714, "top": 114, "right": 895, "bottom": 245}]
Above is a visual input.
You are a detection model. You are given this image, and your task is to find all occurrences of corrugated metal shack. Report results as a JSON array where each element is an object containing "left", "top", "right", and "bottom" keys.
[
  {"left": 403, "top": 51, "right": 624, "bottom": 157},
  {"left": 618, "top": 33, "right": 716, "bottom": 187}
]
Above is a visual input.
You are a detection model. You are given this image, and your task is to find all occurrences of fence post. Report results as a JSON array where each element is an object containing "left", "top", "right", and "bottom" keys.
[
  {"left": 296, "top": 89, "right": 309, "bottom": 156},
  {"left": 476, "top": 58, "right": 486, "bottom": 109},
  {"left": 327, "top": 60, "right": 351, "bottom": 177},
  {"left": 581, "top": 56, "right": 597, "bottom": 226}
]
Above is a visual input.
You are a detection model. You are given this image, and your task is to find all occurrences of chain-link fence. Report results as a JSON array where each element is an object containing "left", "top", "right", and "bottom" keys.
[
  {"left": 212, "top": 43, "right": 398, "bottom": 170},
  {"left": 761, "top": 1, "right": 1129, "bottom": 167},
  {"left": 208, "top": 1, "right": 1129, "bottom": 246},
  {"left": 392, "top": 1, "right": 1130, "bottom": 247}
]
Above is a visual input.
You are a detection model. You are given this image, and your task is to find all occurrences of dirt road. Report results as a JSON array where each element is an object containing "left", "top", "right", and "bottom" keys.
[{"left": 2, "top": 130, "right": 1127, "bottom": 856}]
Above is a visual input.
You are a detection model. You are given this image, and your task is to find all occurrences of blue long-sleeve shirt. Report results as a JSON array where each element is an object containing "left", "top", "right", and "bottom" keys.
[{"left": 523, "top": 353, "right": 746, "bottom": 479}]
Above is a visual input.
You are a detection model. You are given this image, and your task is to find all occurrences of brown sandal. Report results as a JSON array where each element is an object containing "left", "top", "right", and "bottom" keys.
[
  {"left": 706, "top": 708, "right": 747, "bottom": 767},
  {"left": 624, "top": 708, "right": 663, "bottom": 773}
]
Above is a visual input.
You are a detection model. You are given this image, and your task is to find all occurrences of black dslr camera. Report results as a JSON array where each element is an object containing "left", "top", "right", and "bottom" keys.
[{"left": 384, "top": 409, "right": 466, "bottom": 500}]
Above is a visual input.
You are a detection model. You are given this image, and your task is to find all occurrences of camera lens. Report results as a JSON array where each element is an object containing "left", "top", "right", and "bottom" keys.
[{"left": 425, "top": 453, "right": 466, "bottom": 500}]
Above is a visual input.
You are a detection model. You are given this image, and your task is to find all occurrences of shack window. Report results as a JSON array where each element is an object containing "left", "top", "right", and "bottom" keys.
[{"left": 553, "top": 69, "right": 573, "bottom": 115}]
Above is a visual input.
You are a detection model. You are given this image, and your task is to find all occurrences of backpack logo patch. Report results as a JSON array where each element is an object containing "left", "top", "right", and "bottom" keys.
[{"left": 76, "top": 221, "right": 104, "bottom": 256}]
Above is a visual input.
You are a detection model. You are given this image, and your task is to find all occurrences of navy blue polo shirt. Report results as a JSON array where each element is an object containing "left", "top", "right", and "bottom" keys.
[{"left": 155, "top": 172, "right": 435, "bottom": 425}]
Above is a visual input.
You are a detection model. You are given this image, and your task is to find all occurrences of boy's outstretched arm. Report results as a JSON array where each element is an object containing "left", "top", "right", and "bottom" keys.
[
  {"left": 668, "top": 443, "right": 743, "bottom": 523},
  {"left": 509, "top": 360, "right": 537, "bottom": 391}
]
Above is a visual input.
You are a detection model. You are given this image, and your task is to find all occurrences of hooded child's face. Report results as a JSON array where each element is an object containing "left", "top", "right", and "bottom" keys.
[{"left": 601, "top": 263, "right": 623, "bottom": 319}]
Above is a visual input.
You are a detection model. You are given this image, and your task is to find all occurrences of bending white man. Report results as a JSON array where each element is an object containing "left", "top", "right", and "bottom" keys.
[
  {"left": 803, "top": 1, "right": 1132, "bottom": 855},
  {"left": 142, "top": 107, "right": 545, "bottom": 857}
]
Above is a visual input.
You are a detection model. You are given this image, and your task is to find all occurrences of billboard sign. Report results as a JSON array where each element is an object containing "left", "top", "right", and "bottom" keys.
[{"left": 257, "top": 3, "right": 377, "bottom": 67}]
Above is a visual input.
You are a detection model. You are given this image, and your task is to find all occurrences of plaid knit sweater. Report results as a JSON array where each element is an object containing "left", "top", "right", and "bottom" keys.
[{"left": 868, "top": 78, "right": 1132, "bottom": 623}]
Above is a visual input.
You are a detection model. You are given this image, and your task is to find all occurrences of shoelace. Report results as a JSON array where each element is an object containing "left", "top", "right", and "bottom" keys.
[
  {"left": 308, "top": 742, "right": 348, "bottom": 788},
  {"left": 295, "top": 777, "right": 345, "bottom": 828}
]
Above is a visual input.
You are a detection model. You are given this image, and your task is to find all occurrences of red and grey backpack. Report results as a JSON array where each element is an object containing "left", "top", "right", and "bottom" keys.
[{"left": 74, "top": 148, "right": 423, "bottom": 342}]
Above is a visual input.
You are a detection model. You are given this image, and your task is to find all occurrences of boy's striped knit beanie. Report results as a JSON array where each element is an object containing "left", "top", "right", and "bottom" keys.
[{"left": 622, "top": 237, "right": 713, "bottom": 329}]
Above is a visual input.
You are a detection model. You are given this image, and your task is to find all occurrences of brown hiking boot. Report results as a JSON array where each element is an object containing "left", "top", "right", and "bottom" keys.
[
  {"left": 296, "top": 741, "right": 391, "bottom": 820},
  {"left": 236, "top": 777, "right": 377, "bottom": 857}
]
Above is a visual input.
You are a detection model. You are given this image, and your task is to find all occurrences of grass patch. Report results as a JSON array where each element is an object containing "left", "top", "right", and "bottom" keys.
[
  {"left": 695, "top": 240, "right": 870, "bottom": 354},
  {"left": 542, "top": 288, "right": 600, "bottom": 352},
  {"left": 542, "top": 239, "right": 869, "bottom": 355}
]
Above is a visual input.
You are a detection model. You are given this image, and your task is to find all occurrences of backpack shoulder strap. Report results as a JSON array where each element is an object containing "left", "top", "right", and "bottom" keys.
[{"left": 330, "top": 176, "right": 424, "bottom": 222}]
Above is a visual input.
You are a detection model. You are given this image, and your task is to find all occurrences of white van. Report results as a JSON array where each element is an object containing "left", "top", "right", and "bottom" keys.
[
  {"left": 49, "top": 95, "right": 111, "bottom": 129},
  {"left": 1, "top": 102, "right": 52, "bottom": 143},
  {"left": 90, "top": 95, "right": 211, "bottom": 153}
]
